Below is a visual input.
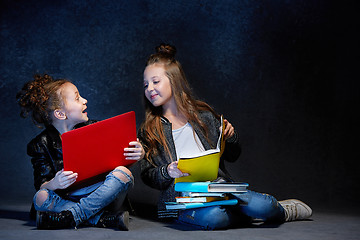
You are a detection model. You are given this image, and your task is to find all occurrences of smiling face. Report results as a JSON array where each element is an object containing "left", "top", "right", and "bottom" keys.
[
  {"left": 59, "top": 82, "right": 88, "bottom": 127},
  {"left": 143, "top": 64, "right": 174, "bottom": 109}
]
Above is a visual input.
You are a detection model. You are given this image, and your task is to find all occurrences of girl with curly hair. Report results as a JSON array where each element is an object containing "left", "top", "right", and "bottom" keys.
[{"left": 17, "top": 74, "right": 144, "bottom": 230}]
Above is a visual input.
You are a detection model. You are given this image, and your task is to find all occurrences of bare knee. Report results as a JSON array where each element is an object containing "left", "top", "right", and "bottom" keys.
[
  {"left": 112, "top": 166, "right": 132, "bottom": 183},
  {"left": 35, "top": 190, "right": 49, "bottom": 208}
]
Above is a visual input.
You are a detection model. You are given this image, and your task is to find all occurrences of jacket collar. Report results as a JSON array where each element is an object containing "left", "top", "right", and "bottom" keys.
[
  {"left": 45, "top": 124, "right": 62, "bottom": 149},
  {"left": 160, "top": 116, "right": 170, "bottom": 123}
]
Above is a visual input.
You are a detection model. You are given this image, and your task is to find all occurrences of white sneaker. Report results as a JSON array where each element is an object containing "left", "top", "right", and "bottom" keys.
[{"left": 279, "top": 199, "right": 312, "bottom": 221}]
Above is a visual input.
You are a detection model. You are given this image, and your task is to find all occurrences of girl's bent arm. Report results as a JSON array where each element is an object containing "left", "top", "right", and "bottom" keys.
[
  {"left": 222, "top": 129, "right": 241, "bottom": 162},
  {"left": 139, "top": 158, "right": 174, "bottom": 190},
  {"left": 28, "top": 139, "right": 57, "bottom": 191},
  {"left": 138, "top": 130, "right": 174, "bottom": 190}
]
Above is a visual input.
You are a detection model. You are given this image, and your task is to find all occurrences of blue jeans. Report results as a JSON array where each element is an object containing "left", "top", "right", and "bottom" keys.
[
  {"left": 177, "top": 190, "right": 285, "bottom": 230},
  {"left": 33, "top": 169, "right": 134, "bottom": 226}
]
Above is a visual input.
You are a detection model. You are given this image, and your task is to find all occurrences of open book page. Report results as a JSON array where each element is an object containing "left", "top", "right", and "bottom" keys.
[{"left": 175, "top": 116, "right": 225, "bottom": 183}]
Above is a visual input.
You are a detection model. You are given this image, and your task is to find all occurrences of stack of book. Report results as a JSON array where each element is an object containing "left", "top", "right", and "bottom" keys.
[{"left": 166, "top": 181, "right": 249, "bottom": 210}]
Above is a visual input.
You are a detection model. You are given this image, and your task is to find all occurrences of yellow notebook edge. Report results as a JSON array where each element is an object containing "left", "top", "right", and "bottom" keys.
[{"left": 219, "top": 115, "right": 225, "bottom": 156}]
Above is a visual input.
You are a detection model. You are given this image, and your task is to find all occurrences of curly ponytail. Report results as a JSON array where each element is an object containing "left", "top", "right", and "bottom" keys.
[{"left": 16, "top": 74, "right": 70, "bottom": 127}]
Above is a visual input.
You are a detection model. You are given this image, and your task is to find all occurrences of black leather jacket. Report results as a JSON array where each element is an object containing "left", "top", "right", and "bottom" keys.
[{"left": 27, "top": 120, "right": 96, "bottom": 195}]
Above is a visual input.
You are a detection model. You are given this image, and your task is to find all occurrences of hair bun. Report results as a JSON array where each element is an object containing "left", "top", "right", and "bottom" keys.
[
  {"left": 16, "top": 74, "right": 54, "bottom": 123},
  {"left": 155, "top": 43, "right": 176, "bottom": 58}
]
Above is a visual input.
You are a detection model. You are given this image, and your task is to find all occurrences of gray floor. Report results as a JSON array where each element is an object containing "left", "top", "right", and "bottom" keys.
[{"left": 0, "top": 202, "right": 359, "bottom": 240}]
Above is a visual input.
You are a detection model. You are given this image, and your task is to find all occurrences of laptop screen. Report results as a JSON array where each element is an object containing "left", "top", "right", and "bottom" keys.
[{"left": 62, "top": 111, "right": 137, "bottom": 187}]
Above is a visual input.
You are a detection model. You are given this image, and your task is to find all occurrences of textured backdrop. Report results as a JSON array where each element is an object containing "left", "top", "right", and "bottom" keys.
[{"left": 0, "top": 0, "right": 358, "bottom": 209}]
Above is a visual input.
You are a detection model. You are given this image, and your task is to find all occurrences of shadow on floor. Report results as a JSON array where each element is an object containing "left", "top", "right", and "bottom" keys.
[
  {"left": 0, "top": 208, "right": 35, "bottom": 227},
  {"left": 0, "top": 202, "right": 314, "bottom": 232},
  {"left": 129, "top": 201, "right": 308, "bottom": 231},
  {"left": 130, "top": 201, "right": 158, "bottom": 220},
  {"left": 163, "top": 219, "right": 287, "bottom": 231}
]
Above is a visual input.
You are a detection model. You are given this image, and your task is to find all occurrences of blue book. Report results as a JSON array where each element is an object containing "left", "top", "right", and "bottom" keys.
[
  {"left": 175, "top": 182, "right": 248, "bottom": 193},
  {"left": 165, "top": 199, "right": 238, "bottom": 210}
]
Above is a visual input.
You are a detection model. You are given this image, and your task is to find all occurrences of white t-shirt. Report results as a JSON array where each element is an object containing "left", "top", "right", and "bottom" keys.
[{"left": 172, "top": 122, "right": 205, "bottom": 160}]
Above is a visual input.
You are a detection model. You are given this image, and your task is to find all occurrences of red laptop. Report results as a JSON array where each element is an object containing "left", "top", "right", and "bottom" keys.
[{"left": 62, "top": 111, "right": 137, "bottom": 188}]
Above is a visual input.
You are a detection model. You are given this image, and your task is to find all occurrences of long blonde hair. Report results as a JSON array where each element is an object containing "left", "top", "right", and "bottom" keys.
[{"left": 141, "top": 44, "right": 219, "bottom": 165}]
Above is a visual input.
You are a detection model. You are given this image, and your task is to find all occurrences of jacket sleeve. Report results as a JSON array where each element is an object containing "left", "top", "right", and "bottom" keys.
[
  {"left": 138, "top": 130, "right": 174, "bottom": 190},
  {"left": 139, "top": 159, "right": 174, "bottom": 190},
  {"left": 27, "top": 138, "right": 56, "bottom": 191},
  {"left": 222, "top": 129, "right": 241, "bottom": 163}
]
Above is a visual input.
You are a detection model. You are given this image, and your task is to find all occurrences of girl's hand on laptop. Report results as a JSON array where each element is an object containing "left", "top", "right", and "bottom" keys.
[
  {"left": 50, "top": 169, "right": 78, "bottom": 190},
  {"left": 124, "top": 138, "right": 145, "bottom": 160}
]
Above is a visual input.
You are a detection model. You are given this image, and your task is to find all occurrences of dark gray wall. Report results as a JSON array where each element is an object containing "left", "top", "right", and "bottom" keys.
[{"left": 1, "top": 0, "right": 358, "bottom": 209}]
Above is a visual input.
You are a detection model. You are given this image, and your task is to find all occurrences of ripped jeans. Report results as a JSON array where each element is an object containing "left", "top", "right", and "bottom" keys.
[
  {"left": 177, "top": 190, "right": 285, "bottom": 230},
  {"left": 33, "top": 168, "right": 134, "bottom": 226}
]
